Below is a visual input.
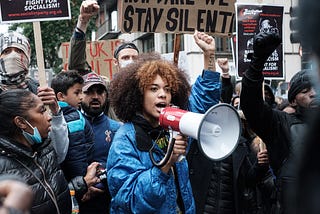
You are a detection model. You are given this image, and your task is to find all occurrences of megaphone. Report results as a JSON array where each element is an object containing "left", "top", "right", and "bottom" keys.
[{"left": 158, "top": 103, "right": 241, "bottom": 161}]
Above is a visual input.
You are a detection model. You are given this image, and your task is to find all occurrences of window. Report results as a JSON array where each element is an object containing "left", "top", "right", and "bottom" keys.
[
  {"left": 142, "top": 34, "right": 155, "bottom": 53},
  {"left": 162, "top": 34, "right": 185, "bottom": 54},
  {"left": 215, "top": 37, "right": 232, "bottom": 53}
]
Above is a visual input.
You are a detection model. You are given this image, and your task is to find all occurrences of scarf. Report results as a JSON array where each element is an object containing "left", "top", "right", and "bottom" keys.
[{"left": 132, "top": 114, "right": 169, "bottom": 152}]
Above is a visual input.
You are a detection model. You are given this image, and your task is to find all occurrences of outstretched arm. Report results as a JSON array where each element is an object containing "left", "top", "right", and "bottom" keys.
[
  {"left": 38, "top": 86, "right": 69, "bottom": 163},
  {"left": 189, "top": 31, "right": 221, "bottom": 114},
  {"left": 240, "top": 32, "right": 281, "bottom": 139},
  {"left": 218, "top": 58, "right": 233, "bottom": 104},
  {"left": 68, "top": 0, "right": 100, "bottom": 72}
]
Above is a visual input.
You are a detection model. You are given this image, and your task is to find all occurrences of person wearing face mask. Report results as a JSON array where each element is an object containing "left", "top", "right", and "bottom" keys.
[
  {"left": 0, "top": 89, "right": 71, "bottom": 214},
  {"left": 68, "top": 0, "right": 131, "bottom": 121},
  {"left": 112, "top": 42, "right": 139, "bottom": 69},
  {"left": 0, "top": 32, "right": 33, "bottom": 92},
  {"left": 68, "top": 0, "right": 139, "bottom": 75},
  {"left": 0, "top": 31, "right": 70, "bottom": 164},
  {"left": 0, "top": 89, "right": 101, "bottom": 214}
]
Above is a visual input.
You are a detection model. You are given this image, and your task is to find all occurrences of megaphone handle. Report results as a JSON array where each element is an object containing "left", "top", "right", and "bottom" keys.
[
  {"left": 171, "top": 130, "right": 185, "bottom": 162},
  {"left": 149, "top": 137, "right": 175, "bottom": 168}
]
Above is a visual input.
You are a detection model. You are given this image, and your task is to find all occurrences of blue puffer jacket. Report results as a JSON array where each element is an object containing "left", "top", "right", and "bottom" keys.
[
  {"left": 188, "top": 70, "right": 221, "bottom": 114},
  {"left": 59, "top": 101, "right": 94, "bottom": 181},
  {"left": 107, "top": 123, "right": 195, "bottom": 213}
]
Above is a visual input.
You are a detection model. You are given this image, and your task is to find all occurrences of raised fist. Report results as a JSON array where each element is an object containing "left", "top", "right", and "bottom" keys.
[{"left": 250, "top": 31, "right": 281, "bottom": 71}]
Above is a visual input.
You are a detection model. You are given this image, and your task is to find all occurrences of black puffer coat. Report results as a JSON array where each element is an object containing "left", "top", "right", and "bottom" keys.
[
  {"left": 187, "top": 136, "right": 269, "bottom": 214},
  {"left": 0, "top": 136, "right": 71, "bottom": 214}
]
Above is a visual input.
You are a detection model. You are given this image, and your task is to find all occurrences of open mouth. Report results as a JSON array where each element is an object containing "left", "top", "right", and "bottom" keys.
[
  {"left": 155, "top": 102, "right": 167, "bottom": 112},
  {"left": 90, "top": 101, "right": 101, "bottom": 107},
  {"left": 156, "top": 103, "right": 167, "bottom": 108}
]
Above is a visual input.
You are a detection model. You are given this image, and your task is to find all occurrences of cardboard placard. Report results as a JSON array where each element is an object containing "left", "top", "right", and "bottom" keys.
[
  {"left": 119, "top": 0, "right": 236, "bottom": 36},
  {"left": 60, "top": 39, "right": 123, "bottom": 80}
]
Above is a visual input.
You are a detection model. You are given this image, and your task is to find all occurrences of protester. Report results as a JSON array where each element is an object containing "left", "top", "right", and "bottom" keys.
[
  {"left": 79, "top": 71, "right": 121, "bottom": 213},
  {"left": 187, "top": 32, "right": 274, "bottom": 214},
  {"left": 106, "top": 52, "right": 195, "bottom": 213},
  {"left": 0, "top": 31, "right": 34, "bottom": 92},
  {"left": 113, "top": 42, "right": 139, "bottom": 70},
  {"left": 0, "top": 89, "right": 71, "bottom": 214},
  {"left": 0, "top": 31, "right": 69, "bottom": 163},
  {"left": 68, "top": 1, "right": 122, "bottom": 212},
  {"left": 51, "top": 71, "right": 94, "bottom": 181},
  {"left": 68, "top": 0, "right": 139, "bottom": 121},
  {"left": 67, "top": 0, "right": 100, "bottom": 75},
  {"left": 263, "top": 84, "right": 277, "bottom": 109},
  {"left": 240, "top": 30, "right": 317, "bottom": 213},
  {"left": 0, "top": 174, "right": 33, "bottom": 214},
  {"left": 68, "top": 0, "right": 138, "bottom": 74}
]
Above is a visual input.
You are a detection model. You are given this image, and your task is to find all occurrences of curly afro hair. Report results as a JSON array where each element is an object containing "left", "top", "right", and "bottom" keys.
[{"left": 109, "top": 52, "right": 191, "bottom": 122}]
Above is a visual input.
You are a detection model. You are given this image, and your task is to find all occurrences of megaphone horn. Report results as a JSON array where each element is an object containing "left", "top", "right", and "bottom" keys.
[{"left": 158, "top": 103, "right": 241, "bottom": 161}]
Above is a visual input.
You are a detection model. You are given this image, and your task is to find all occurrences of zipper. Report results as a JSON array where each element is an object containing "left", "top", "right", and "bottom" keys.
[{"left": 33, "top": 155, "right": 61, "bottom": 214}]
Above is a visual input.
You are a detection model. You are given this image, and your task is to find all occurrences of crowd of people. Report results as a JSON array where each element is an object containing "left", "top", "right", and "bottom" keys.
[{"left": 0, "top": 0, "right": 319, "bottom": 213}]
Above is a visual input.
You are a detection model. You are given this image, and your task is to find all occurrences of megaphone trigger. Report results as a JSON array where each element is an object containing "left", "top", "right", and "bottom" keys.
[{"left": 168, "top": 128, "right": 185, "bottom": 162}]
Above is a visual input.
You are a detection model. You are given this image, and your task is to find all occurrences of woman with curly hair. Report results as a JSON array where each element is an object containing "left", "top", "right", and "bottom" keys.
[{"left": 107, "top": 31, "right": 221, "bottom": 213}]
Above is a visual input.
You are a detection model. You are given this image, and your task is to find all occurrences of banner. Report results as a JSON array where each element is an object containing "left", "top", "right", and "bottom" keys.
[
  {"left": 0, "top": 0, "right": 71, "bottom": 23},
  {"left": 235, "top": 3, "right": 284, "bottom": 79},
  {"left": 119, "top": 0, "right": 236, "bottom": 36},
  {"left": 60, "top": 39, "right": 123, "bottom": 80}
]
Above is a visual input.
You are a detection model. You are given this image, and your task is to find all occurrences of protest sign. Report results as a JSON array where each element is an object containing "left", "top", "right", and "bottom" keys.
[
  {"left": 118, "top": 0, "right": 236, "bottom": 36},
  {"left": 0, "top": 0, "right": 71, "bottom": 86},
  {"left": 0, "top": 0, "right": 71, "bottom": 23},
  {"left": 60, "top": 39, "right": 123, "bottom": 80},
  {"left": 235, "top": 3, "right": 284, "bottom": 79}
]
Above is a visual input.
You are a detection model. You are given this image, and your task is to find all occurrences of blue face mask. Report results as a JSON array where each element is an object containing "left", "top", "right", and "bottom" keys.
[{"left": 21, "top": 120, "right": 42, "bottom": 145}]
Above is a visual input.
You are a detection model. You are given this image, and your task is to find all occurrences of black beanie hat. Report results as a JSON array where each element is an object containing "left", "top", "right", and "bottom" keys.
[
  {"left": 288, "top": 70, "right": 312, "bottom": 103},
  {"left": 113, "top": 42, "right": 139, "bottom": 59}
]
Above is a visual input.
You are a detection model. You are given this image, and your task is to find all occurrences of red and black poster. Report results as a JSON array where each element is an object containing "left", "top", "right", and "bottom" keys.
[
  {"left": 0, "top": 0, "right": 71, "bottom": 23},
  {"left": 235, "top": 4, "right": 284, "bottom": 79}
]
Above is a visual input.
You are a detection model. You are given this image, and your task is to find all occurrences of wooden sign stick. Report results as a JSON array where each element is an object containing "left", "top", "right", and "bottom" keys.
[
  {"left": 173, "top": 33, "right": 181, "bottom": 66},
  {"left": 33, "top": 21, "right": 46, "bottom": 87}
]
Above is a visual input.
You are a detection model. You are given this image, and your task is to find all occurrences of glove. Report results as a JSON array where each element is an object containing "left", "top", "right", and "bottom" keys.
[{"left": 250, "top": 31, "right": 281, "bottom": 71}]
